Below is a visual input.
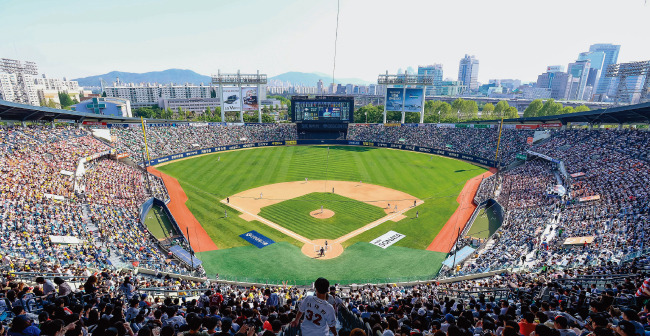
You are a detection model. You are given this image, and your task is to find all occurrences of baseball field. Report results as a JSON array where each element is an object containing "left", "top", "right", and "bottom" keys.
[{"left": 152, "top": 145, "right": 488, "bottom": 285}]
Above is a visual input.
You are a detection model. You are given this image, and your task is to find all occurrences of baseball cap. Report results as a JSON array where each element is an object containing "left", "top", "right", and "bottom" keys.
[
  {"left": 445, "top": 314, "right": 455, "bottom": 323},
  {"left": 617, "top": 321, "right": 635, "bottom": 336}
]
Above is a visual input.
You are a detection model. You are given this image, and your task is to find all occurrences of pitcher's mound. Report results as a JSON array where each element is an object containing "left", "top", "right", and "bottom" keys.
[
  {"left": 302, "top": 239, "right": 344, "bottom": 259},
  {"left": 310, "top": 209, "right": 335, "bottom": 219}
]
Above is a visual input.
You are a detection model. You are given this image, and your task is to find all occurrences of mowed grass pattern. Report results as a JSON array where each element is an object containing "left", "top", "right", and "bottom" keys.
[
  {"left": 158, "top": 146, "right": 486, "bottom": 250},
  {"left": 157, "top": 146, "right": 487, "bottom": 281},
  {"left": 259, "top": 193, "right": 386, "bottom": 240}
]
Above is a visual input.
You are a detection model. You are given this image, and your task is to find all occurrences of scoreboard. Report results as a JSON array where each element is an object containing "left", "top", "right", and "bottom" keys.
[{"left": 291, "top": 96, "right": 354, "bottom": 123}]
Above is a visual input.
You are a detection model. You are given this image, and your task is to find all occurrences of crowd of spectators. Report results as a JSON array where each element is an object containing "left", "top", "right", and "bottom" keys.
[
  {"left": 112, "top": 124, "right": 297, "bottom": 159},
  {"left": 0, "top": 260, "right": 648, "bottom": 336},
  {"left": 456, "top": 129, "right": 650, "bottom": 277},
  {"left": 346, "top": 125, "right": 535, "bottom": 166},
  {"left": 0, "top": 125, "right": 185, "bottom": 277}
]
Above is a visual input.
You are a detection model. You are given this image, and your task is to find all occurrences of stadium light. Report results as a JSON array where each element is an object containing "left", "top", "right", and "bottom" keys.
[
  {"left": 211, "top": 70, "right": 268, "bottom": 123},
  {"left": 378, "top": 71, "right": 434, "bottom": 124}
]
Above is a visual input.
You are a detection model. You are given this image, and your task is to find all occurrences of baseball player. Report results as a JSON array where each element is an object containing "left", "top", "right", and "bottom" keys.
[{"left": 291, "top": 278, "right": 337, "bottom": 336}]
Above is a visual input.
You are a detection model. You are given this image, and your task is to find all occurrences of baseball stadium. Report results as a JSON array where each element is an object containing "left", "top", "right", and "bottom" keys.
[{"left": 3, "top": 1, "right": 650, "bottom": 336}]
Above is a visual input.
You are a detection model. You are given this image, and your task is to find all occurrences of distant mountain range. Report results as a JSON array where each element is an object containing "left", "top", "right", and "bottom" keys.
[
  {"left": 73, "top": 69, "right": 212, "bottom": 87},
  {"left": 73, "top": 69, "right": 372, "bottom": 87},
  {"left": 268, "top": 71, "right": 372, "bottom": 86}
]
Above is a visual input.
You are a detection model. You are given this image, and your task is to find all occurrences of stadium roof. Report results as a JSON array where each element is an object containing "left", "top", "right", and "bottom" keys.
[
  {"left": 474, "top": 102, "right": 650, "bottom": 125},
  {"left": 0, "top": 99, "right": 178, "bottom": 123}
]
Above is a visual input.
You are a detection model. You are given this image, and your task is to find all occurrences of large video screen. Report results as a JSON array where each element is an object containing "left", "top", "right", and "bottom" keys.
[{"left": 292, "top": 97, "right": 353, "bottom": 122}]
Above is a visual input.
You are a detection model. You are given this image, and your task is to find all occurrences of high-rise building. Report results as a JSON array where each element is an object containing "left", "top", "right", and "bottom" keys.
[
  {"left": 550, "top": 73, "right": 572, "bottom": 100},
  {"left": 588, "top": 44, "right": 620, "bottom": 96},
  {"left": 458, "top": 55, "right": 479, "bottom": 93},
  {"left": 104, "top": 83, "right": 215, "bottom": 108},
  {"left": 418, "top": 64, "right": 443, "bottom": 96},
  {"left": 317, "top": 79, "right": 324, "bottom": 94},
  {"left": 0, "top": 58, "right": 40, "bottom": 106},
  {"left": 567, "top": 60, "right": 591, "bottom": 100},
  {"left": 537, "top": 68, "right": 572, "bottom": 100}
]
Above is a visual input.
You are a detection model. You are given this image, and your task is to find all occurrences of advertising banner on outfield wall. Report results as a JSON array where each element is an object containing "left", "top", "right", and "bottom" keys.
[
  {"left": 386, "top": 88, "right": 404, "bottom": 112},
  {"left": 370, "top": 230, "right": 405, "bottom": 249},
  {"left": 143, "top": 140, "right": 498, "bottom": 167},
  {"left": 241, "top": 87, "right": 258, "bottom": 111},
  {"left": 403, "top": 88, "right": 424, "bottom": 113},
  {"left": 222, "top": 87, "right": 241, "bottom": 112}
]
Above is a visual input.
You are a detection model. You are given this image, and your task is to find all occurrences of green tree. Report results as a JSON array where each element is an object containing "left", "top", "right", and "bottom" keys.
[
  {"left": 58, "top": 92, "right": 74, "bottom": 108},
  {"left": 46, "top": 99, "right": 58, "bottom": 109},
  {"left": 462, "top": 100, "right": 479, "bottom": 120},
  {"left": 523, "top": 99, "right": 543, "bottom": 118},
  {"left": 261, "top": 114, "right": 274, "bottom": 123},
  {"left": 482, "top": 103, "right": 495, "bottom": 120},
  {"left": 560, "top": 106, "right": 575, "bottom": 114},
  {"left": 505, "top": 106, "right": 519, "bottom": 119},
  {"left": 101, "top": 91, "right": 107, "bottom": 97},
  {"left": 574, "top": 105, "right": 590, "bottom": 112},
  {"left": 493, "top": 100, "right": 510, "bottom": 119},
  {"left": 538, "top": 99, "right": 563, "bottom": 116}
]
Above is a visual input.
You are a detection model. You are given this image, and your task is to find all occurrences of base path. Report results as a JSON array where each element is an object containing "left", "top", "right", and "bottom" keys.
[
  {"left": 223, "top": 180, "right": 423, "bottom": 259},
  {"left": 426, "top": 169, "right": 495, "bottom": 253},
  {"left": 147, "top": 167, "right": 218, "bottom": 253}
]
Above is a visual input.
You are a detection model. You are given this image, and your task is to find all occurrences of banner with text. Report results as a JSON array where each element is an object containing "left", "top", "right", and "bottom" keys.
[
  {"left": 239, "top": 230, "right": 275, "bottom": 249},
  {"left": 385, "top": 88, "right": 404, "bottom": 112},
  {"left": 222, "top": 87, "right": 241, "bottom": 112},
  {"left": 370, "top": 231, "right": 405, "bottom": 249},
  {"left": 403, "top": 88, "right": 424, "bottom": 113}
]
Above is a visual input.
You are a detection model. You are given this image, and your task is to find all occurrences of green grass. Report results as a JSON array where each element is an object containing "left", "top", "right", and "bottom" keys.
[
  {"left": 258, "top": 192, "right": 386, "bottom": 240},
  {"left": 145, "top": 206, "right": 175, "bottom": 239},
  {"left": 197, "top": 242, "right": 447, "bottom": 285},
  {"left": 157, "top": 145, "right": 487, "bottom": 281},
  {"left": 466, "top": 206, "right": 501, "bottom": 239}
]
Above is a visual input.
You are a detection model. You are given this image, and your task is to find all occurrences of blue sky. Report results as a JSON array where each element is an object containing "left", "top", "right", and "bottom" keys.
[{"left": 1, "top": 0, "right": 649, "bottom": 83}]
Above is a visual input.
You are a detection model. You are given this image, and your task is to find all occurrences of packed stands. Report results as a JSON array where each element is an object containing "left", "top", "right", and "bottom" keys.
[
  {"left": 112, "top": 124, "right": 297, "bottom": 159},
  {"left": 346, "top": 124, "right": 535, "bottom": 166}
]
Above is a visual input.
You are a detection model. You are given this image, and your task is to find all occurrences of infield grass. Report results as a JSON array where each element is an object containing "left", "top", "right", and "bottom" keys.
[
  {"left": 157, "top": 145, "right": 487, "bottom": 281},
  {"left": 258, "top": 192, "right": 386, "bottom": 240}
]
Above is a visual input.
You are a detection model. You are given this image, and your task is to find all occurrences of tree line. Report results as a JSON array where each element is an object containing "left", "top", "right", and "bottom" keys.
[
  {"left": 132, "top": 105, "right": 274, "bottom": 122},
  {"left": 354, "top": 98, "right": 590, "bottom": 124}
]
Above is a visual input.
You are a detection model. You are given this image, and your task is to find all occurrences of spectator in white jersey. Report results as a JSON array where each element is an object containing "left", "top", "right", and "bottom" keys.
[{"left": 291, "top": 278, "right": 337, "bottom": 336}]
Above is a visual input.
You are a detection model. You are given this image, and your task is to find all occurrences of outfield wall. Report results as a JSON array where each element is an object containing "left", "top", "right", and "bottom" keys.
[{"left": 143, "top": 140, "right": 498, "bottom": 167}]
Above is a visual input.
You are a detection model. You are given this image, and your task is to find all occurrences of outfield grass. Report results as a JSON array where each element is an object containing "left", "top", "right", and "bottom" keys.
[
  {"left": 197, "top": 242, "right": 447, "bottom": 285},
  {"left": 145, "top": 206, "right": 175, "bottom": 239},
  {"left": 157, "top": 146, "right": 487, "bottom": 281},
  {"left": 258, "top": 192, "right": 386, "bottom": 240}
]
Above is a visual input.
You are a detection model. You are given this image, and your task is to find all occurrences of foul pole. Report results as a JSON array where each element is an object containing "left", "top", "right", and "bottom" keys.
[
  {"left": 494, "top": 117, "right": 505, "bottom": 162},
  {"left": 140, "top": 117, "right": 151, "bottom": 162}
]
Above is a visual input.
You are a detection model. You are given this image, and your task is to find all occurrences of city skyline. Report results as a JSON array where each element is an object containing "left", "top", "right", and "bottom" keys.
[{"left": 1, "top": 0, "right": 649, "bottom": 84}]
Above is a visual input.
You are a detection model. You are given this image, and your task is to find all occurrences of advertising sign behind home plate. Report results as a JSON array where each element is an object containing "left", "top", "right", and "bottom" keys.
[{"left": 370, "top": 231, "right": 405, "bottom": 249}]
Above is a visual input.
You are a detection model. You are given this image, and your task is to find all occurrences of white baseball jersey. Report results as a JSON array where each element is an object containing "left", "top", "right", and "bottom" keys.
[{"left": 299, "top": 295, "right": 336, "bottom": 336}]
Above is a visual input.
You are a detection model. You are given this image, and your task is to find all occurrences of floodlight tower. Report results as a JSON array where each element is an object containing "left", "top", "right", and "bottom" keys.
[
  {"left": 605, "top": 60, "right": 650, "bottom": 105},
  {"left": 211, "top": 70, "right": 268, "bottom": 122},
  {"left": 378, "top": 71, "right": 434, "bottom": 124}
]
